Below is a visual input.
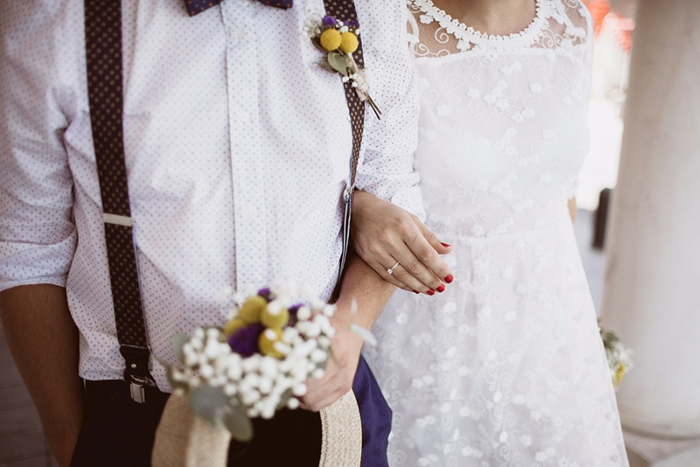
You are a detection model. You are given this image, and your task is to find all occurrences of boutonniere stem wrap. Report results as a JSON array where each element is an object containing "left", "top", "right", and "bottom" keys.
[{"left": 308, "top": 15, "right": 382, "bottom": 119}]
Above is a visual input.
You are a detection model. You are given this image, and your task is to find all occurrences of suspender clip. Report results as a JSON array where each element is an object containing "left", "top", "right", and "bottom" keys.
[
  {"left": 129, "top": 376, "right": 148, "bottom": 404},
  {"left": 120, "top": 345, "right": 154, "bottom": 403}
]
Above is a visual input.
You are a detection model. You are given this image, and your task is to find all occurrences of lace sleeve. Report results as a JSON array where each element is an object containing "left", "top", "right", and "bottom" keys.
[
  {"left": 406, "top": 5, "right": 420, "bottom": 50},
  {"left": 577, "top": 0, "right": 596, "bottom": 65}
]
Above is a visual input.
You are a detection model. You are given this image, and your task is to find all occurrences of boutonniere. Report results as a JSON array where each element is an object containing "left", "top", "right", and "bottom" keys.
[{"left": 306, "top": 14, "right": 381, "bottom": 119}]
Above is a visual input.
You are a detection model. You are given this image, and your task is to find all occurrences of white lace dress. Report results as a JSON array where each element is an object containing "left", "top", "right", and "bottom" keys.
[{"left": 363, "top": 0, "right": 629, "bottom": 465}]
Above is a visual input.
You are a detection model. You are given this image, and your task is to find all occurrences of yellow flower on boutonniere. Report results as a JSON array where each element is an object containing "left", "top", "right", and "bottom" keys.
[
  {"left": 320, "top": 28, "right": 342, "bottom": 51},
  {"left": 339, "top": 32, "right": 359, "bottom": 53},
  {"left": 305, "top": 14, "right": 381, "bottom": 119}
]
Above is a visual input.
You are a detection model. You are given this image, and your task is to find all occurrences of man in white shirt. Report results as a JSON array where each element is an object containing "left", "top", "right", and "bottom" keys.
[{"left": 0, "top": 1, "right": 425, "bottom": 465}]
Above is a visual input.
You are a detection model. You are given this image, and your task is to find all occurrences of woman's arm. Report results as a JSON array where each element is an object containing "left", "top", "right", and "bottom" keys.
[{"left": 352, "top": 190, "right": 454, "bottom": 294}]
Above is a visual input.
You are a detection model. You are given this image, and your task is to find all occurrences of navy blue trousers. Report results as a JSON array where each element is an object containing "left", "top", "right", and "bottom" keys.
[{"left": 71, "top": 356, "right": 390, "bottom": 466}]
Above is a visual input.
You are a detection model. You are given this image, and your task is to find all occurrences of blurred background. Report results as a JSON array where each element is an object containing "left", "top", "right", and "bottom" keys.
[
  {"left": 1, "top": 0, "right": 699, "bottom": 466},
  {"left": 569, "top": 1, "right": 700, "bottom": 465}
]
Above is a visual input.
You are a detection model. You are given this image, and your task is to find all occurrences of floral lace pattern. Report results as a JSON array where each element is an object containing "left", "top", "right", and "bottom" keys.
[
  {"left": 408, "top": 0, "right": 589, "bottom": 57},
  {"left": 363, "top": 1, "right": 629, "bottom": 465}
]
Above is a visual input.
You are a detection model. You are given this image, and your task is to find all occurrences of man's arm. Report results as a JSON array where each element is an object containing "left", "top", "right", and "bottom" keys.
[
  {"left": 0, "top": 285, "right": 83, "bottom": 466},
  {"left": 1, "top": 5, "right": 82, "bottom": 463},
  {"left": 301, "top": 250, "right": 394, "bottom": 411}
]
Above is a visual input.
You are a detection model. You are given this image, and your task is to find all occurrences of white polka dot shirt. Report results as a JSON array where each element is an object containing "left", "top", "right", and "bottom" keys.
[{"left": 0, "top": 0, "right": 423, "bottom": 390}]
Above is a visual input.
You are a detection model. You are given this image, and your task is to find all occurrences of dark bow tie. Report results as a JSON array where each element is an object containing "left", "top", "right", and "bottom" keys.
[{"left": 185, "top": 0, "right": 293, "bottom": 16}]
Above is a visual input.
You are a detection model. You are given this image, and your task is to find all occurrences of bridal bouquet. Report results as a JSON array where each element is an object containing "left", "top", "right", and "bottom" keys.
[
  {"left": 599, "top": 324, "right": 633, "bottom": 389},
  {"left": 168, "top": 285, "right": 346, "bottom": 441}
]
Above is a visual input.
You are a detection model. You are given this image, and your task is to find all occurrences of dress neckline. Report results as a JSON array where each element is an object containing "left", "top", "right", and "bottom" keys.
[{"left": 410, "top": 0, "right": 551, "bottom": 51}]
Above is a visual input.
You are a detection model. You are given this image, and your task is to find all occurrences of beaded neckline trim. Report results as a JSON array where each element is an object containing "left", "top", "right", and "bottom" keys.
[{"left": 410, "top": 0, "right": 552, "bottom": 51}]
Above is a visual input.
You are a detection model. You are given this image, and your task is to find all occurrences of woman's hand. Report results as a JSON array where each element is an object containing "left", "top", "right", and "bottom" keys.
[{"left": 351, "top": 190, "right": 454, "bottom": 294}]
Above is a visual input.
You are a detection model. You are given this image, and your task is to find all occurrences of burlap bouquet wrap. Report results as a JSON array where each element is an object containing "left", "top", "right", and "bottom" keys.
[{"left": 152, "top": 390, "right": 362, "bottom": 467}]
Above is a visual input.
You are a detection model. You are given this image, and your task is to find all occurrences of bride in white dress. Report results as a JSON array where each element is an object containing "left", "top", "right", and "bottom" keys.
[{"left": 352, "top": 0, "right": 629, "bottom": 465}]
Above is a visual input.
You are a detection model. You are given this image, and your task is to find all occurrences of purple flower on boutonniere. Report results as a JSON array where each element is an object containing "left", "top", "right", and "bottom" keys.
[
  {"left": 228, "top": 323, "right": 264, "bottom": 357},
  {"left": 257, "top": 287, "right": 272, "bottom": 302},
  {"left": 322, "top": 15, "right": 336, "bottom": 26}
]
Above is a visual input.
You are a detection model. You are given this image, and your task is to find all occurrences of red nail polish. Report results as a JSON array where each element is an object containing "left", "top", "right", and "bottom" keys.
[
  {"left": 436, "top": 284, "right": 445, "bottom": 293},
  {"left": 444, "top": 275, "right": 454, "bottom": 284},
  {"left": 441, "top": 242, "right": 451, "bottom": 247},
  {"left": 426, "top": 289, "right": 435, "bottom": 296},
  {"left": 413, "top": 290, "right": 419, "bottom": 294}
]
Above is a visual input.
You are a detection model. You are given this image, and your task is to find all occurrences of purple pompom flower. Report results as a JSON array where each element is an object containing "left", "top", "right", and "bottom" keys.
[
  {"left": 257, "top": 287, "right": 273, "bottom": 302},
  {"left": 347, "top": 20, "right": 359, "bottom": 28},
  {"left": 228, "top": 323, "right": 264, "bottom": 357},
  {"left": 322, "top": 15, "right": 336, "bottom": 27}
]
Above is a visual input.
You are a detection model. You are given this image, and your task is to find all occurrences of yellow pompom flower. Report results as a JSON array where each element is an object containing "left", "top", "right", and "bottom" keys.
[
  {"left": 258, "top": 328, "right": 284, "bottom": 359},
  {"left": 224, "top": 317, "right": 247, "bottom": 336},
  {"left": 261, "top": 306, "right": 290, "bottom": 329},
  {"left": 320, "top": 29, "right": 342, "bottom": 51},
  {"left": 238, "top": 296, "right": 267, "bottom": 324},
  {"left": 339, "top": 32, "right": 359, "bottom": 54}
]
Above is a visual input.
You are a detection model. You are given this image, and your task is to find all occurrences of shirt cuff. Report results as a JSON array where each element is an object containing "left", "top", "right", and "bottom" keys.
[
  {"left": 388, "top": 185, "right": 426, "bottom": 222},
  {"left": 355, "top": 174, "right": 426, "bottom": 222},
  {"left": 0, "top": 230, "right": 76, "bottom": 293},
  {"left": 0, "top": 276, "right": 68, "bottom": 294}
]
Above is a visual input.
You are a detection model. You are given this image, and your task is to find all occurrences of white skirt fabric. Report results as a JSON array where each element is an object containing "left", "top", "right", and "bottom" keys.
[{"left": 364, "top": 220, "right": 628, "bottom": 466}]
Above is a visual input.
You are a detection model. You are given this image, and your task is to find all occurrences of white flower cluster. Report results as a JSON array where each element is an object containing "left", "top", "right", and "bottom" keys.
[
  {"left": 171, "top": 292, "right": 336, "bottom": 420},
  {"left": 302, "top": 12, "right": 324, "bottom": 39}
]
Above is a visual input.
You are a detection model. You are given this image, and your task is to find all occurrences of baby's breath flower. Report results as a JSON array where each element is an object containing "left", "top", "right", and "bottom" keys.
[
  {"left": 287, "top": 398, "right": 300, "bottom": 410},
  {"left": 292, "top": 383, "right": 307, "bottom": 397},
  {"left": 311, "top": 348, "right": 327, "bottom": 363},
  {"left": 297, "top": 306, "right": 312, "bottom": 321}
]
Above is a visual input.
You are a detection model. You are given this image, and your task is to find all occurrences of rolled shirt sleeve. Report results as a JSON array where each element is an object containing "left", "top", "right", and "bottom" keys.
[
  {"left": 355, "top": 3, "right": 425, "bottom": 221},
  {"left": 0, "top": 3, "right": 77, "bottom": 293}
]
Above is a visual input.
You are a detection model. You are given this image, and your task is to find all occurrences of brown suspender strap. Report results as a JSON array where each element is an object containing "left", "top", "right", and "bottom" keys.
[
  {"left": 85, "top": 0, "right": 154, "bottom": 402},
  {"left": 324, "top": 0, "right": 367, "bottom": 292}
]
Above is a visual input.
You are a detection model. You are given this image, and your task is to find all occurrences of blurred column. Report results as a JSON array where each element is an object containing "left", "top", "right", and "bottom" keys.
[{"left": 600, "top": 0, "right": 700, "bottom": 442}]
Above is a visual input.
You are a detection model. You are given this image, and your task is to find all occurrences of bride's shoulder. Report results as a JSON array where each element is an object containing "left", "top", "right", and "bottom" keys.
[
  {"left": 549, "top": 0, "right": 594, "bottom": 38},
  {"left": 539, "top": 0, "right": 594, "bottom": 57}
]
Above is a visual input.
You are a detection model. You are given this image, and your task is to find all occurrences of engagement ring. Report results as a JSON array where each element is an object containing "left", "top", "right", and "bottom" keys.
[{"left": 387, "top": 261, "right": 400, "bottom": 275}]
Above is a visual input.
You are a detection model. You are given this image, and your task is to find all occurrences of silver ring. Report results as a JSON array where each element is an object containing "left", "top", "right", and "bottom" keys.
[{"left": 387, "top": 261, "right": 400, "bottom": 275}]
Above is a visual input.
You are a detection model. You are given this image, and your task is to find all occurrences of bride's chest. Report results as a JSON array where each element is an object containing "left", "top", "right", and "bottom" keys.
[
  {"left": 416, "top": 50, "right": 589, "bottom": 133},
  {"left": 413, "top": 51, "right": 590, "bottom": 192}
]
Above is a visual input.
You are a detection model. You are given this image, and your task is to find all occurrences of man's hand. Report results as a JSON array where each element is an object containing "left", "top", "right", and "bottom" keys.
[
  {"left": 300, "top": 305, "right": 364, "bottom": 412},
  {"left": 299, "top": 249, "right": 395, "bottom": 412}
]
